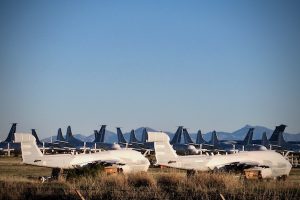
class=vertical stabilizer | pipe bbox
[117,127,127,144]
[269,125,287,146]
[147,132,177,165]
[99,125,107,143]
[170,126,183,145]
[66,126,72,140]
[129,129,140,144]
[261,132,269,147]
[183,128,194,144]
[31,129,43,146]
[14,133,43,164]
[141,128,148,143]
[93,130,100,143]
[56,128,65,141]
[209,131,219,147]
[196,130,206,144]
[243,128,254,145]
[4,123,17,142]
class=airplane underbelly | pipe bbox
[122,164,149,173]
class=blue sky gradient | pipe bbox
[1,1,300,139]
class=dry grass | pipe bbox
[0,157,300,200]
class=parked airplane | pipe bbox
[15,133,150,175]
[170,126,199,155]
[208,130,236,151]
[0,123,21,154]
[117,128,154,152]
[65,125,121,151]
[147,131,292,179]
[268,125,300,152]
[31,129,76,153]
[220,128,267,151]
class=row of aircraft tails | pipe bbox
[1,124,300,155]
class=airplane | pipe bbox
[147,131,292,180]
[183,129,211,153]
[267,125,300,152]
[92,125,121,150]
[170,126,199,155]
[218,128,267,151]
[65,125,121,151]
[0,123,21,154]
[31,129,76,153]
[252,131,269,147]
[117,127,154,152]
[15,133,150,177]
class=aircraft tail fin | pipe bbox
[56,128,65,141]
[141,128,148,143]
[269,124,287,146]
[261,132,269,147]
[196,130,206,144]
[99,125,107,143]
[4,123,17,142]
[147,132,177,165]
[129,129,140,144]
[170,126,183,145]
[243,128,254,145]
[66,126,72,140]
[117,127,127,144]
[31,129,43,146]
[183,128,194,144]
[14,133,43,164]
[93,130,100,143]
[209,131,219,146]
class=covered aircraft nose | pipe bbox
[111,143,121,150]
[187,145,198,154]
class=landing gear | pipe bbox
[51,168,65,181]
[276,175,287,181]
[186,169,196,177]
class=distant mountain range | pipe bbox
[41,125,300,143]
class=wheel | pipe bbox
[187,169,196,178]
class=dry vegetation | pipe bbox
[0,156,300,200]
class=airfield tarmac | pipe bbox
[0,156,300,200]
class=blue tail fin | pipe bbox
[141,128,148,143]
[269,124,286,146]
[31,129,43,146]
[56,128,65,141]
[170,126,183,145]
[117,127,127,144]
[196,130,206,144]
[209,131,219,147]
[93,130,100,142]
[183,128,194,144]
[129,129,140,144]
[66,126,72,140]
[99,125,107,143]
[261,132,269,146]
[4,123,17,142]
[243,128,254,145]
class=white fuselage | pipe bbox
[163,151,291,177]
[147,131,292,179]
[26,149,150,173]
[15,133,150,173]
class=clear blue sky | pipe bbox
[1,0,300,139]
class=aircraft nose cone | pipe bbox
[112,143,121,150]
[187,145,196,150]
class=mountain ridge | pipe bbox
[41,125,300,143]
